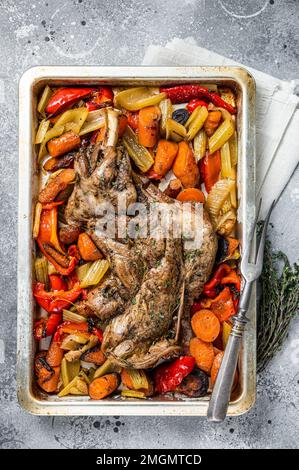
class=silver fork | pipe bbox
[207,199,276,422]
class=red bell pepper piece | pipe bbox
[118,115,128,137]
[34,313,62,340]
[85,87,113,111]
[186,99,209,113]
[160,85,236,114]
[154,356,195,394]
[210,287,235,322]
[53,321,103,343]
[49,274,67,291]
[46,88,95,115]
[221,270,241,292]
[199,150,221,193]
[33,281,82,314]
[127,111,139,131]
[37,205,64,254]
[37,241,80,276]
[203,263,231,298]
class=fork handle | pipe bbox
[207,310,248,422]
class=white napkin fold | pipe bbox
[143,38,299,218]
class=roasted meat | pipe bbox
[65,143,217,362]
[65,143,137,227]
[102,238,184,368]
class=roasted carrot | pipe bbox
[138,105,161,147]
[38,168,75,204]
[78,233,102,261]
[191,309,220,342]
[46,339,64,367]
[153,139,178,177]
[36,362,60,393]
[43,153,75,172]
[189,337,215,374]
[210,351,224,386]
[121,369,134,389]
[95,125,107,143]
[47,131,81,157]
[81,344,106,366]
[35,340,63,393]
[89,373,120,400]
[173,141,200,188]
[176,188,205,203]
[204,111,222,137]
[210,287,235,322]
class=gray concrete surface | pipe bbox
[0,0,298,449]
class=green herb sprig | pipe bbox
[257,238,299,373]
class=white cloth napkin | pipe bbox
[143,38,299,218]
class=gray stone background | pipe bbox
[0,0,298,449]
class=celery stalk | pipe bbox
[229,131,238,166]
[34,256,49,289]
[121,390,146,399]
[193,129,207,162]
[54,107,88,134]
[80,259,109,288]
[35,119,50,144]
[165,118,186,142]
[62,309,87,324]
[220,142,232,178]
[37,85,52,115]
[159,98,173,136]
[123,126,154,172]
[32,202,42,239]
[115,87,166,111]
[208,118,235,154]
[186,106,208,141]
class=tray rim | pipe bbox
[17,65,256,416]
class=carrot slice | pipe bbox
[210,351,239,390]
[153,139,178,177]
[78,233,102,261]
[38,168,75,204]
[46,339,64,367]
[35,345,63,393]
[121,369,134,389]
[176,188,205,203]
[189,337,215,374]
[138,106,161,147]
[37,364,60,393]
[173,141,200,188]
[81,345,106,366]
[204,110,222,137]
[210,351,224,386]
[47,131,81,157]
[191,309,220,342]
[89,373,120,400]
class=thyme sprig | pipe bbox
[257,238,299,373]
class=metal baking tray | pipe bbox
[18,66,256,416]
